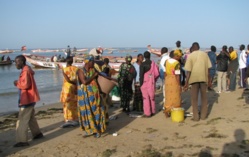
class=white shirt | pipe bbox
[89,48,102,57]
[239,50,247,69]
[160,53,170,72]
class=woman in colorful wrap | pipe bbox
[164,49,182,117]
[118,55,136,112]
[77,56,106,138]
[60,57,79,128]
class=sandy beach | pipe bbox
[0,85,249,157]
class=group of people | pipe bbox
[12,42,248,147]
[0,55,11,62]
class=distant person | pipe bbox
[175,40,185,86]
[89,47,103,57]
[1,55,5,61]
[13,55,43,147]
[118,55,137,113]
[159,47,170,105]
[207,45,217,89]
[133,54,144,112]
[184,42,212,121]
[77,56,106,138]
[163,50,182,118]
[66,45,71,58]
[60,57,79,128]
[228,46,239,91]
[7,56,11,61]
[57,54,61,61]
[53,55,58,62]
[216,45,230,93]
[238,44,247,88]
[140,51,159,117]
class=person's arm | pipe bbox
[62,70,77,85]
[183,71,191,91]
[78,69,98,85]
[15,71,31,89]
[139,64,144,86]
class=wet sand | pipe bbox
[0,86,249,157]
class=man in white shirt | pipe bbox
[238,44,247,88]
[159,47,170,104]
[89,47,103,58]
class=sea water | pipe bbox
[0,48,160,116]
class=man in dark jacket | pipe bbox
[216,45,230,93]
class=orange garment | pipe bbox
[60,66,78,121]
[164,58,181,112]
[16,65,40,106]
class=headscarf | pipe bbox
[174,49,183,57]
[126,54,132,62]
[83,55,94,64]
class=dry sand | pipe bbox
[0,86,249,157]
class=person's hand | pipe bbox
[208,81,212,88]
[13,80,17,86]
[183,83,189,91]
[93,72,98,78]
[244,77,248,83]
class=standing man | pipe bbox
[140,51,159,117]
[228,46,239,91]
[207,45,217,89]
[184,42,212,121]
[238,44,247,88]
[216,45,230,93]
[13,55,43,147]
[159,47,170,105]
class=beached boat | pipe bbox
[0,50,14,54]
[23,54,125,70]
[0,60,12,66]
[31,49,59,53]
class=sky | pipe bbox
[0,0,249,49]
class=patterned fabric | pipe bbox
[164,59,181,112]
[77,68,106,135]
[133,85,143,112]
[117,63,136,110]
[60,66,78,121]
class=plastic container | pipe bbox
[171,108,185,122]
[98,75,117,94]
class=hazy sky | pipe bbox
[0,0,248,49]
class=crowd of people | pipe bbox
[12,41,249,147]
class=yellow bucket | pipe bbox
[171,108,185,122]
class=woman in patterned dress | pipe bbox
[117,55,136,112]
[77,56,106,138]
[60,57,79,128]
[164,50,182,117]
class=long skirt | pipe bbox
[164,75,181,113]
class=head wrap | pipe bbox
[126,54,132,62]
[174,49,183,57]
[84,55,94,64]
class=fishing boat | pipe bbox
[0,60,12,66]
[23,54,127,70]
[31,49,59,53]
[0,49,14,54]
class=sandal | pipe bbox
[94,133,101,138]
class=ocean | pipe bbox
[0,48,160,116]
